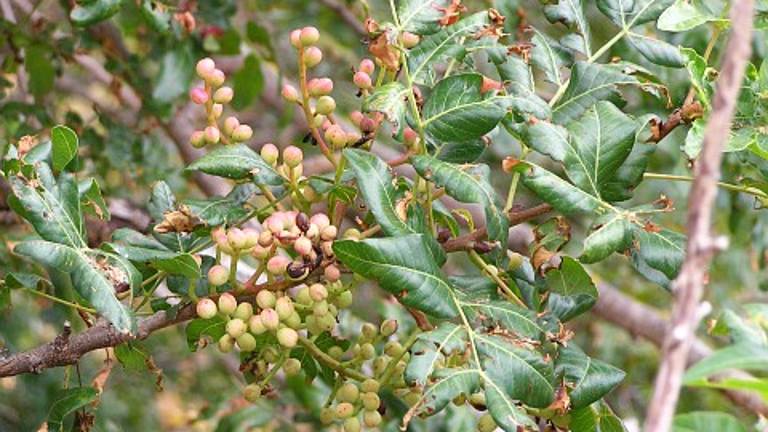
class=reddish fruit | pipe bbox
[350,111,364,127]
[190,87,209,104]
[303,46,323,68]
[359,58,375,75]
[294,236,313,256]
[227,227,248,250]
[267,255,290,275]
[289,29,302,48]
[308,77,333,96]
[324,125,347,148]
[211,103,223,119]
[404,127,419,148]
[324,264,341,282]
[190,130,205,148]
[232,124,253,142]
[401,31,420,48]
[282,83,300,102]
[275,296,295,319]
[309,283,328,302]
[260,143,279,164]
[196,58,216,79]
[283,145,303,168]
[300,26,320,45]
[223,116,240,135]
[204,126,220,144]
[380,319,398,336]
[353,71,372,89]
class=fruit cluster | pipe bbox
[189,57,253,147]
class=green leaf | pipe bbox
[658,0,722,32]
[214,404,272,432]
[484,382,539,431]
[684,344,768,383]
[562,102,637,199]
[406,323,467,386]
[333,235,458,319]
[78,178,110,220]
[570,401,627,432]
[545,257,597,321]
[672,412,746,432]
[406,368,482,420]
[630,227,685,288]
[70,0,123,26]
[597,0,675,29]
[231,54,263,111]
[9,164,84,247]
[422,74,505,142]
[412,156,507,249]
[186,316,227,352]
[407,12,490,85]
[552,62,638,125]
[556,345,625,409]
[47,387,99,431]
[25,44,55,99]
[530,27,572,86]
[460,300,549,340]
[185,197,248,226]
[543,0,592,56]
[51,126,78,172]
[435,140,487,163]
[139,0,171,33]
[517,162,606,215]
[152,253,200,279]
[682,48,712,109]
[580,214,632,263]
[187,144,284,185]
[114,342,150,372]
[397,0,454,35]
[152,45,194,105]
[15,240,137,333]
[627,33,684,67]
[363,82,408,134]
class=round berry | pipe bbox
[260,308,280,330]
[243,383,261,403]
[289,29,302,48]
[233,302,253,321]
[223,116,240,135]
[335,402,355,419]
[232,124,253,142]
[324,264,341,282]
[282,84,300,102]
[315,95,336,115]
[284,311,302,329]
[196,298,218,319]
[227,227,248,250]
[218,334,234,353]
[267,255,290,275]
[226,318,247,338]
[401,31,420,48]
[275,296,295,320]
[190,130,205,148]
[211,103,223,119]
[353,71,372,89]
[300,26,320,45]
[336,290,353,308]
[309,283,328,302]
[283,145,303,168]
[307,77,333,96]
[249,315,267,334]
[213,86,233,104]
[236,333,257,352]
[320,225,338,241]
[251,244,270,260]
[204,126,220,144]
[477,413,496,432]
[256,290,277,309]
[277,327,298,348]
[360,343,376,360]
[319,407,335,425]
[218,292,237,315]
[294,236,313,256]
[361,323,377,341]
[359,58,375,75]
[208,69,225,87]
[344,417,361,432]
[303,46,323,68]
[283,358,302,376]
[196,58,216,79]
[361,379,380,393]
[324,125,347,148]
[380,319,398,337]
[363,410,382,427]
[337,382,359,403]
[260,143,279,165]
[190,87,209,104]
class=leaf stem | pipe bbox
[467,251,525,307]
[22,287,97,314]
[503,146,530,212]
[298,336,367,381]
[643,172,768,199]
[379,330,420,386]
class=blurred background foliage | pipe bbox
[1,0,768,430]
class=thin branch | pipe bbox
[318,0,366,36]
[645,3,755,431]
[593,283,768,417]
[442,203,552,252]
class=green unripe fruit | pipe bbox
[309,283,328,301]
[283,358,302,376]
[296,286,312,305]
[233,302,253,321]
[196,298,218,319]
[303,46,323,68]
[337,382,360,403]
[249,315,267,335]
[275,297,295,320]
[236,333,257,352]
[343,417,361,432]
[335,402,355,419]
[328,304,338,317]
[263,346,280,363]
[260,143,279,165]
[260,308,280,330]
[299,26,320,45]
[363,410,382,427]
[313,300,329,316]
[361,379,380,393]
[218,334,234,353]
[319,407,335,425]
[305,315,322,335]
[328,346,344,360]
[360,343,376,360]
[226,318,247,338]
[317,313,336,332]
[231,124,253,142]
[507,250,524,271]
[277,327,299,348]
[336,290,353,308]
[477,413,496,432]
[315,96,336,115]
[380,319,398,336]
[360,323,377,341]
[217,293,237,316]
[243,384,261,403]
[373,357,389,375]
[384,341,404,357]
[208,265,229,287]
[343,228,362,240]
[469,392,486,408]
[284,311,302,329]
[453,394,466,406]
[256,290,276,309]
[361,392,380,411]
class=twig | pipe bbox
[645,3,755,431]
[442,203,552,252]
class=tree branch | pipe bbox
[593,283,768,417]
[442,203,552,252]
[645,3,755,431]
